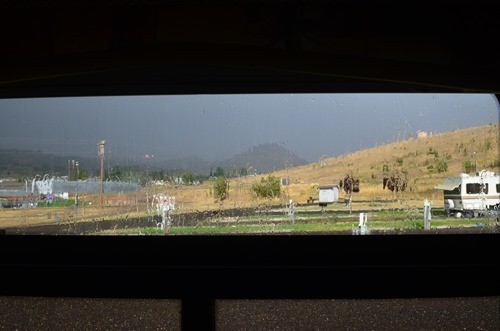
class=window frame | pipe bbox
[1,2,499,330]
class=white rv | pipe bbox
[434,170,500,218]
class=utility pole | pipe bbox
[75,161,79,215]
[473,151,477,174]
[76,161,79,181]
[68,159,71,197]
[98,140,106,208]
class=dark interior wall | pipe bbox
[1,1,499,97]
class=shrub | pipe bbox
[436,159,448,173]
[463,160,474,173]
[214,176,229,201]
[484,139,492,151]
[252,175,281,199]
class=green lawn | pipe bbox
[94,211,492,235]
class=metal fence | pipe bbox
[49,179,139,194]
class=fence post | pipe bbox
[424,199,431,230]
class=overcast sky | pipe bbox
[0,94,498,164]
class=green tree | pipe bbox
[214,176,229,201]
[463,160,474,173]
[214,167,225,178]
[150,170,164,181]
[239,168,248,176]
[110,165,123,181]
[251,175,281,199]
[436,159,448,173]
[78,167,89,180]
[183,172,195,184]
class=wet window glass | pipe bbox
[0,93,499,235]
[466,183,488,194]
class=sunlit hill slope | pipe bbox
[166,124,499,211]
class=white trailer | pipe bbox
[318,185,339,207]
[434,170,500,218]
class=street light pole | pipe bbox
[98,140,106,208]
[68,159,70,198]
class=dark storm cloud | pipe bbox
[0,94,498,163]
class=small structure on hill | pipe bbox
[318,185,339,207]
[417,130,428,139]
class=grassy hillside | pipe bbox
[161,124,499,212]
[275,123,500,205]
[1,124,498,230]
[5,124,496,214]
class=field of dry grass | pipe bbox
[1,124,498,229]
[114,123,499,217]
[179,123,500,211]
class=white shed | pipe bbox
[318,185,339,206]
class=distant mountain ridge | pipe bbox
[0,143,307,177]
[213,143,308,174]
[0,149,97,178]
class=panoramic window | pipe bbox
[0,94,499,235]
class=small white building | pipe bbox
[318,185,339,206]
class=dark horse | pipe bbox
[383,176,407,192]
[339,175,360,194]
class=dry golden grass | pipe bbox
[1,124,498,229]
[179,124,499,211]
